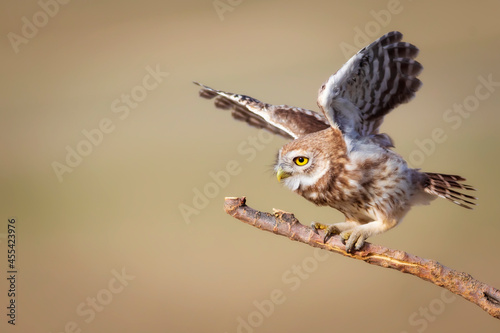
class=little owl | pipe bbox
[195,31,476,252]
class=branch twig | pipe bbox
[224,196,500,320]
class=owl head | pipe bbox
[275,134,331,192]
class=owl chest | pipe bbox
[345,165,414,216]
[296,174,362,210]
[299,158,413,217]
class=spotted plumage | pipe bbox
[195,31,476,252]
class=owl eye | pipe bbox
[293,156,309,166]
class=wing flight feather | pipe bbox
[195,82,329,139]
[317,31,423,142]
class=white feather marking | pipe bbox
[372,57,379,77]
[219,92,299,139]
[282,160,330,192]
[307,192,319,200]
[318,51,361,112]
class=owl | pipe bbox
[195,31,476,252]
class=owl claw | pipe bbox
[341,230,366,253]
[310,222,323,234]
[323,225,341,242]
[310,222,340,243]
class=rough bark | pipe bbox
[224,196,500,320]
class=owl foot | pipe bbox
[311,222,340,243]
[340,230,367,253]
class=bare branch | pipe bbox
[224,196,500,320]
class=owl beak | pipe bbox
[276,167,291,182]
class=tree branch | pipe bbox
[224,196,500,320]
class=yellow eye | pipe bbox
[293,156,309,166]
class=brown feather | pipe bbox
[423,173,477,209]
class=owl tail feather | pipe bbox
[423,172,477,209]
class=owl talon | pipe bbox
[341,230,366,253]
[323,225,341,243]
[310,222,340,242]
[311,222,326,231]
[340,231,351,241]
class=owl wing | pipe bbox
[317,31,423,142]
[195,82,329,139]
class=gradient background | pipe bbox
[2,1,500,332]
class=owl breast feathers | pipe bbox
[195,31,476,252]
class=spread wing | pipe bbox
[317,31,423,142]
[195,82,329,139]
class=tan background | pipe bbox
[1,0,500,332]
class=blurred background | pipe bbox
[1,0,500,332]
